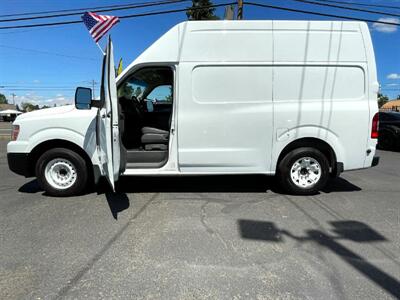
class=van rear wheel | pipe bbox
[35,148,88,197]
[277,147,329,195]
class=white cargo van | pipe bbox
[7,20,380,196]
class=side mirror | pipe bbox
[75,87,92,110]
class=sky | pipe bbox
[0,0,399,107]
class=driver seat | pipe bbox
[141,126,169,141]
[142,127,169,135]
[141,113,171,150]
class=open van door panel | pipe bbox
[97,37,121,190]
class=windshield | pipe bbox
[118,77,147,100]
[117,67,172,101]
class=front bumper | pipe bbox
[7,153,32,177]
[372,156,380,167]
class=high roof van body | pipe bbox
[7,21,380,196]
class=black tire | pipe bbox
[378,130,395,150]
[277,147,329,195]
[35,148,89,197]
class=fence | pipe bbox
[380,106,400,112]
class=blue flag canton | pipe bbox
[82,13,97,30]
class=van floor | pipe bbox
[125,149,168,169]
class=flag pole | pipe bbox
[96,42,105,55]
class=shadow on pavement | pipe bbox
[238,219,400,298]
[18,179,42,193]
[112,175,361,194]
[322,177,362,193]
[105,192,130,220]
[18,175,362,220]
[18,175,362,196]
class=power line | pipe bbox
[1,1,399,31]
[0,44,98,61]
[1,85,85,88]
[0,3,234,30]
[119,3,233,19]
[313,0,400,11]
[0,0,189,23]
[0,29,41,35]
[0,88,78,91]
[291,0,400,18]
[245,2,400,26]
[0,80,96,84]
[0,0,187,18]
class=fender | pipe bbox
[271,125,345,172]
[27,127,100,167]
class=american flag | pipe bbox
[81,12,119,43]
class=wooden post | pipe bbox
[237,0,243,20]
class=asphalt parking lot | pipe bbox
[0,122,12,139]
[0,140,399,299]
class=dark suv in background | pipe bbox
[378,111,400,150]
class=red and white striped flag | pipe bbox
[81,12,119,43]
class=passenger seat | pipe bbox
[141,126,169,150]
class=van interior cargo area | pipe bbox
[118,67,173,168]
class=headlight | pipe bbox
[11,125,20,141]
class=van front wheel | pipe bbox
[35,148,89,197]
[277,147,329,195]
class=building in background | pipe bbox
[0,104,21,122]
[381,99,400,112]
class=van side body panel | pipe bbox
[177,21,274,173]
[174,20,376,174]
[271,21,372,172]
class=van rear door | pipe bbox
[97,37,121,190]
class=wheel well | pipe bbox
[27,139,93,178]
[277,138,337,172]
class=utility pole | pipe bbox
[224,5,234,20]
[90,80,98,99]
[237,0,243,20]
[10,93,16,105]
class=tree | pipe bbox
[186,0,219,20]
[397,95,400,100]
[164,86,173,103]
[0,93,8,104]
[21,102,39,112]
[377,93,389,108]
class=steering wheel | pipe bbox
[131,95,147,113]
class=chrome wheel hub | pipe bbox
[290,157,321,188]
[44,158,77,190]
